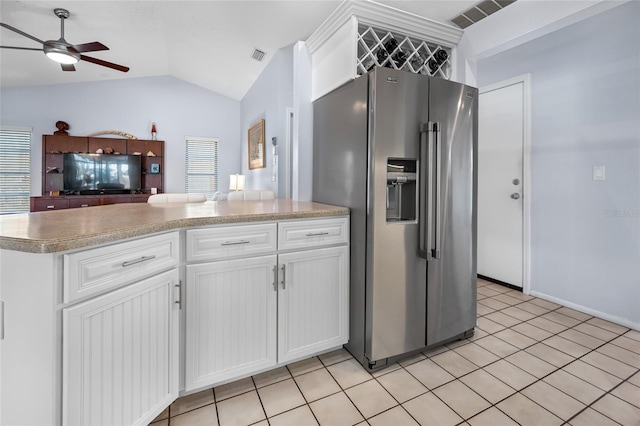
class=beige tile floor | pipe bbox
[151,279,640,425]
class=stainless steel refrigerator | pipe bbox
[312,67,477,370]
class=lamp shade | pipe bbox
[229,174,245,191]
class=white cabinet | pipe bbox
[304,1,463,100]
[187,223,277,262]
[185,256,278,391]
[0,214,348,425]
[278,246,349,363]
[278,217,349,251]
[63,266,179,425]
[64,232,179,303]
[184,217,349,392]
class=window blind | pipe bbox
[185,137,218,197]
[0,128,31,214]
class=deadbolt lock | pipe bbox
[512,178,520,185]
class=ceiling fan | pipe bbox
[0,8,129,72]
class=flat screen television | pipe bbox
[63,153,141,195]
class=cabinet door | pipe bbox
[278,246,349,363]
[185,255,277,392]
[63,269,179,426]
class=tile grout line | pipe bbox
[283,362,323,426]
[562,367,639,425]
[475,285,637,426]
[423,284,631,425]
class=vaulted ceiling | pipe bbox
[0,1,478,100]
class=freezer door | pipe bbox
[366,68,429,364]
[426,78,478,346]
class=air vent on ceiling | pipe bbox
[252,49,266,62]
[451,0,516,29]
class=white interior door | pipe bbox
[478,80,526,288]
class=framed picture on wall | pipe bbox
[248,119,265,170]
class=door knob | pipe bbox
[510,193,520,200]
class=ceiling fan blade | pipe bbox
[0,23,44,45]
[80,54,129,73]
[0,45,43,51]
[61,63,75,72]
[73,41,108,53]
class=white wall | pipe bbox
[455,0,625,85]
[240,46,294,196]
[0,75,241,195]
[292,42,314,202]
[474,2,640,328]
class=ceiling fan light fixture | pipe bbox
[44,40,80,64]
[45,51,78,64]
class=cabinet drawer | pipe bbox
[102,196,132,204]
[68,197,100,208]
[187,223,277,262]
[63,232,179,303]
[278,217,349,251]
[33,198,68,211]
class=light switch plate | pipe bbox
[593,165,606,181]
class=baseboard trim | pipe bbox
[529,290,640,331]
[477,275,522,292]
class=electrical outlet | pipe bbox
[593,165,606,181]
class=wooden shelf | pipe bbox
[38,134,164,211]
[31,194,151,212]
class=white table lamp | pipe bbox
[229,174,245,191]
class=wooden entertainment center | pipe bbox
[30,134,164,212]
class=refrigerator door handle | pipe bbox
[434,122,442,259]
[419,122,434,261]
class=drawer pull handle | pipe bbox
[306,232,329,237]
[47,205,55,209]
[122,255,156,267]
[221,240,250,246]
[81,204,89,207]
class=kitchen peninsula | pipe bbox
[0,200,349,425]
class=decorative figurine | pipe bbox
[54,120,69,135]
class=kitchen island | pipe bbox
[0,200,349,425]
[0,199,348,253]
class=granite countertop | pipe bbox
[0,200,349,254]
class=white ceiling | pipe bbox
[0,1,477,100]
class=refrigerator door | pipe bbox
[426,78,478,346]
[366,68,429,364]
